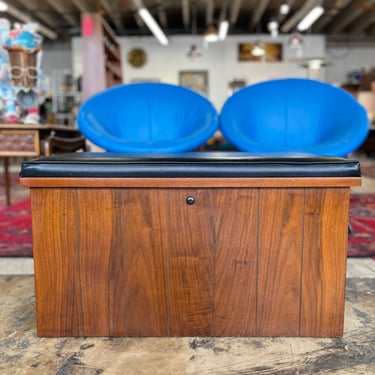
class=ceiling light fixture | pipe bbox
[288,31,303,48]
[218,20,229,40]
[280,3,290,15]
[138,7,169,45]
[0,1,8,12]
[300,58,330,70]
[204,25,219,43]
[267,20,279,37]
[297,5,324,31]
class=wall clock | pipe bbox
[127,48,147,68]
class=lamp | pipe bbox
[204,25,219,43]
[300,58,330,80]
[288,31,303,48]
[300,58,329,70]
[297,5,324,31]
[138,7,169,45]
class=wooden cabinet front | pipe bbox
[30,185,350,337]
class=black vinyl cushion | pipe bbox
[19,152,361,178]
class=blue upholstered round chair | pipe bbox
[77,82,219,152]
[220,78,369,156]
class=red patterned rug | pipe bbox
[349,194,375,258]
[0,191,375,258]
[0,169,32,257]
[0,198,32,257]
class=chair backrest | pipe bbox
[77,82,219,152]
[220,78,369,156]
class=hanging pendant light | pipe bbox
[203,25,219,43]
[288,31,303,48]
[280,3,290,15]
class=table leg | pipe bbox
[3,157,10,206]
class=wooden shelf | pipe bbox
[82,12,123,101]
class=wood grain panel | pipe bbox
[123,189,169,336]
[301,188,350,336]
[169,189,213,336]
[257,188,304,336]
[77,188,125,336]
[214,189,258,336]
[31,188,81,336]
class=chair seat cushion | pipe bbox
[20,152,360,178]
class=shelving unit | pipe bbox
[51,69,81,126]
[81,12,123,101]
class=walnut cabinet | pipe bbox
[20,154,360,337]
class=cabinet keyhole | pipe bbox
[186,196,196,205]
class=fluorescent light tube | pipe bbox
[138,7,169,45]
[219,20,229,40]
[297,6,324,31]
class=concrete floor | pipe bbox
[1,276,374,374]
[1,157,375,374]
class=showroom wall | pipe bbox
[325,45,375,85]
[71,34,325,110]
[41,34,375,110]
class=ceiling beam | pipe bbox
[365,21,375,35]
[206,0,214,26]
[45,0,77,26]
[10,0,58,29]
[99,0,112,13]
[312,0,352,32]
[156,0,168,29]
[181,0,190,29]
[276,0,296,23]
[326,0,375,33]
[250,0,271,30]
[281,0,321,33]
[71,0,96,13]
[99,0,125,34]
[3,3,57,39]
[347,11,375,34]
[134,13,146,30]
[219,0,230,22]
[229,0,242,25]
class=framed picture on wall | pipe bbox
[238,42,283,62]
[179,70,208,96]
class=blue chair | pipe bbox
[77,82,219,152]
[220,78,369,156]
